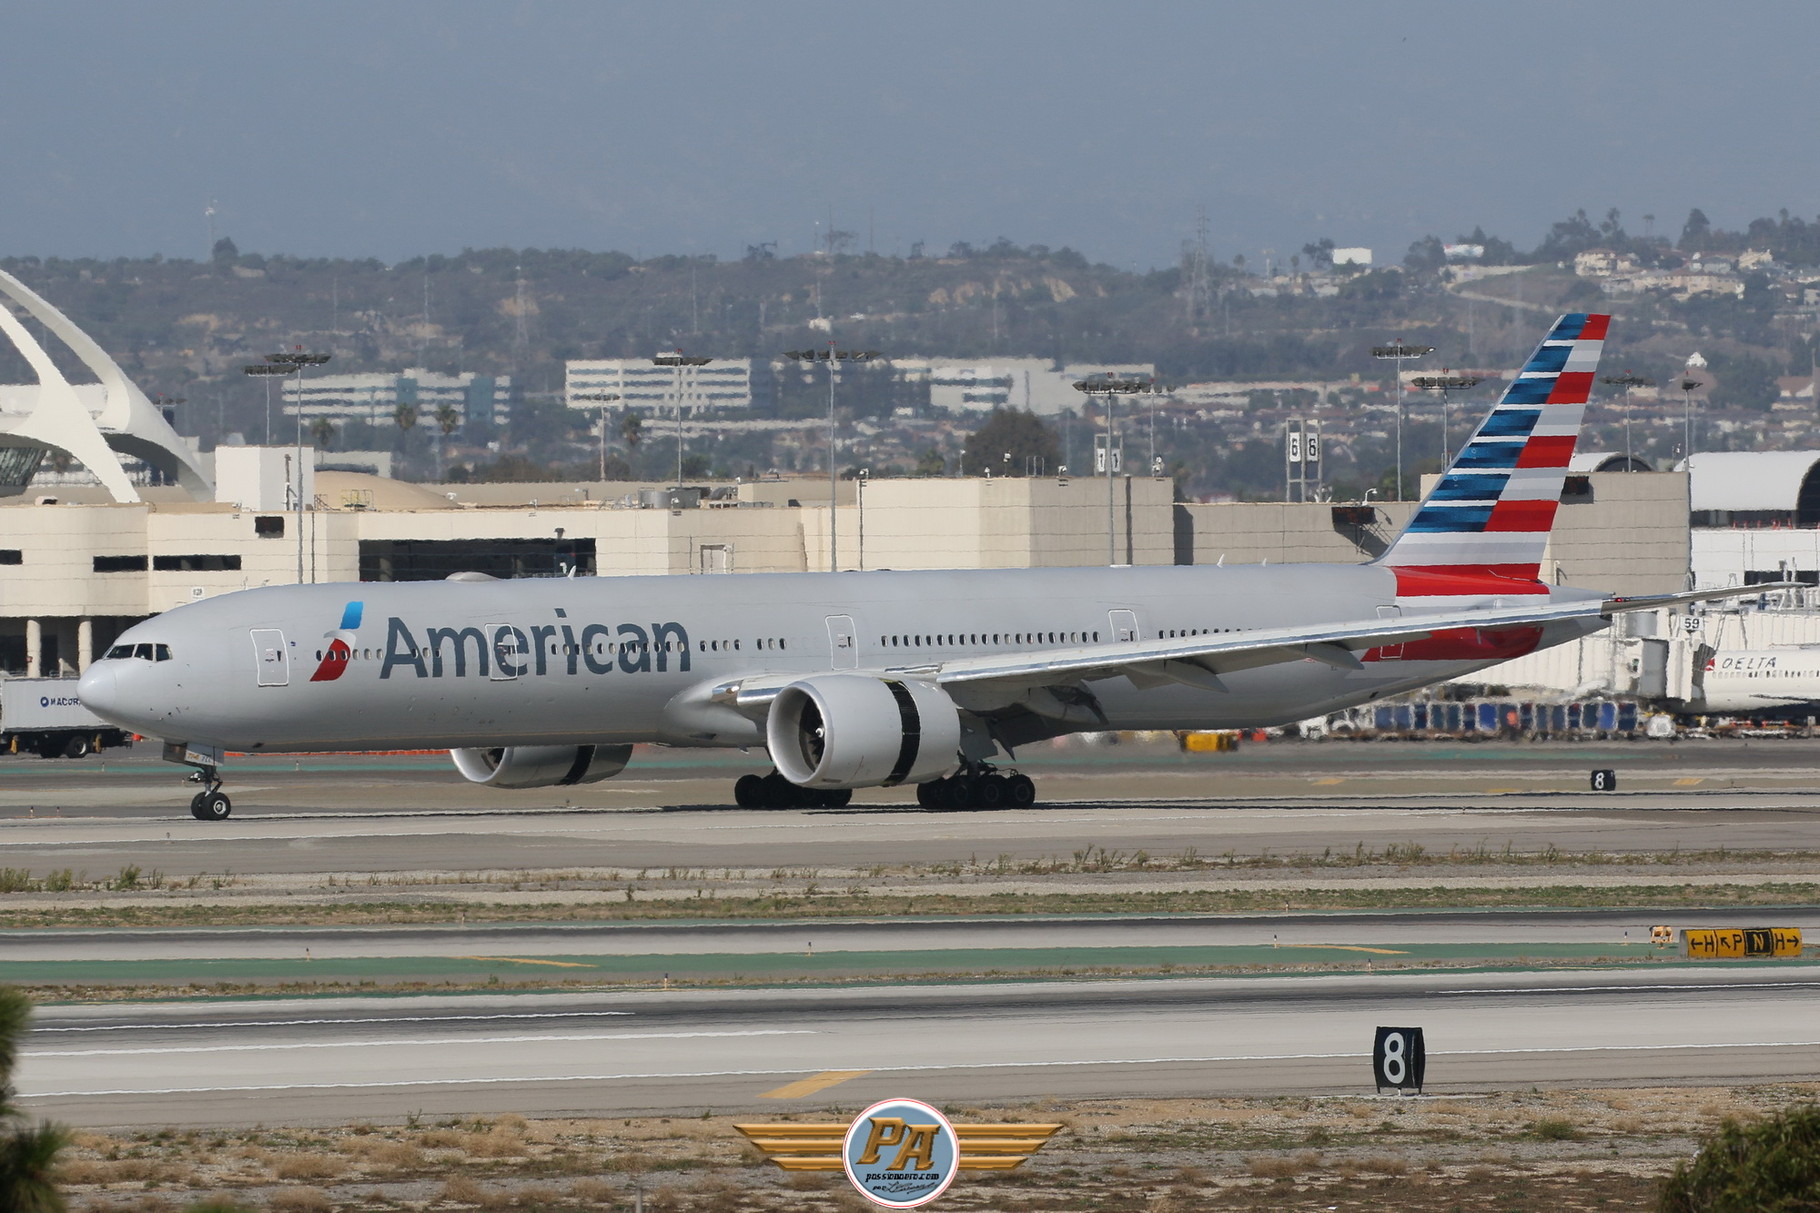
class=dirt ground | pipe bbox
[51,1083,1818,1212]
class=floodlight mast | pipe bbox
[261,350,331,583]
[572,391,621,482]
[242,363,290,445]
[1071,374,1154,566]
[651,352,713,489]
[1410,373,1482,466]
[784,345,880,572]
[1600,372,1654,470]
[1371,340,1434,500]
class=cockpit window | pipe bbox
[106,643,171,662]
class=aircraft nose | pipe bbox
[77,664,121,722]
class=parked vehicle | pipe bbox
[1,678,134,758]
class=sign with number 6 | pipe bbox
[1373,1026,1426,1092]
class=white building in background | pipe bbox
[565,358,754,415]
[892,358,1156,415]
[0,267,213,503]
[1331,247,1373,267]
[281,370,512,429]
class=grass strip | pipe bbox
[2,880,1818,929]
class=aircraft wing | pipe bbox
[711,584,1794,714]
[715,596,1610,711]
[1601,582,1801,614]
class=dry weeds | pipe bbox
[48,1085,1820,1211]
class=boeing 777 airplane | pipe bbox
[80,314,1759,819]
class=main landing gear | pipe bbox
[916,763,1037,811]
[184,766,231,820]
[733,771,853,809]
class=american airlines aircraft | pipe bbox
[79,313,1758,820]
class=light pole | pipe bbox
[1371,340,1434,500]
[1680,375,1702,461]
[1410,373,1482,467]
[263,350,331,583]
[1071,374,1152,566]
[1600,373,1654,469]
[785,345,880,572]
[857,467,869,571]
[651,351,712,487]
[243,363,290,445]
[572,392,621,482]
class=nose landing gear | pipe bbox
[916,763,1036,811]
[185,768,232,820]
[164,742,232,820]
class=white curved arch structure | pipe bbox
[0,266,212,502]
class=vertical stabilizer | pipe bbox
[1378,312,1608,584]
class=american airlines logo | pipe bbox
[378,614,692,679]
[309,601,364,682]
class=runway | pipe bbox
[6,741,1820,879]
[17,966,1820,1129]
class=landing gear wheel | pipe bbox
[734,773,765,807]
[759,772,797,809]
[916,780,943,809]
[192,791,232,821]
[975,774,1009,809]
[940,777,975,811]
[1006,773,1037,808]
[814,788,853,808]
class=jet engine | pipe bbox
[450,744,633,789]
[765,675,960,789]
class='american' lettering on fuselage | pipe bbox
[378,616,691,679]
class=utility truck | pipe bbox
[1,678,134,758]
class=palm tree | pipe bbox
[1,986,70,1212]
[392,402,418,476]
[433,404,461,479]
[308,416,335,451]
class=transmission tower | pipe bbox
[512,265,530,367]
[1182,208,1212,327]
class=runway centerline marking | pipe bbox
[760,1070,873,1099]
[29,1029,812,1059]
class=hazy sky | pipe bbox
[4,1,1816,270]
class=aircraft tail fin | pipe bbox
[1377,312,1608,588]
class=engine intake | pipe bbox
[450,744,633,789]
[766,675,959,790]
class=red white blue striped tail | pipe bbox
[1378,312,1608,591]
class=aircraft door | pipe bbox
[825,615,858,670]
[1375,605,1404,660]
[251,629,290,686]
[1108,609,1140,643]
[488,623,526,681]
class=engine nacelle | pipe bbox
[450,743,633,789]
[766,675,960,789]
